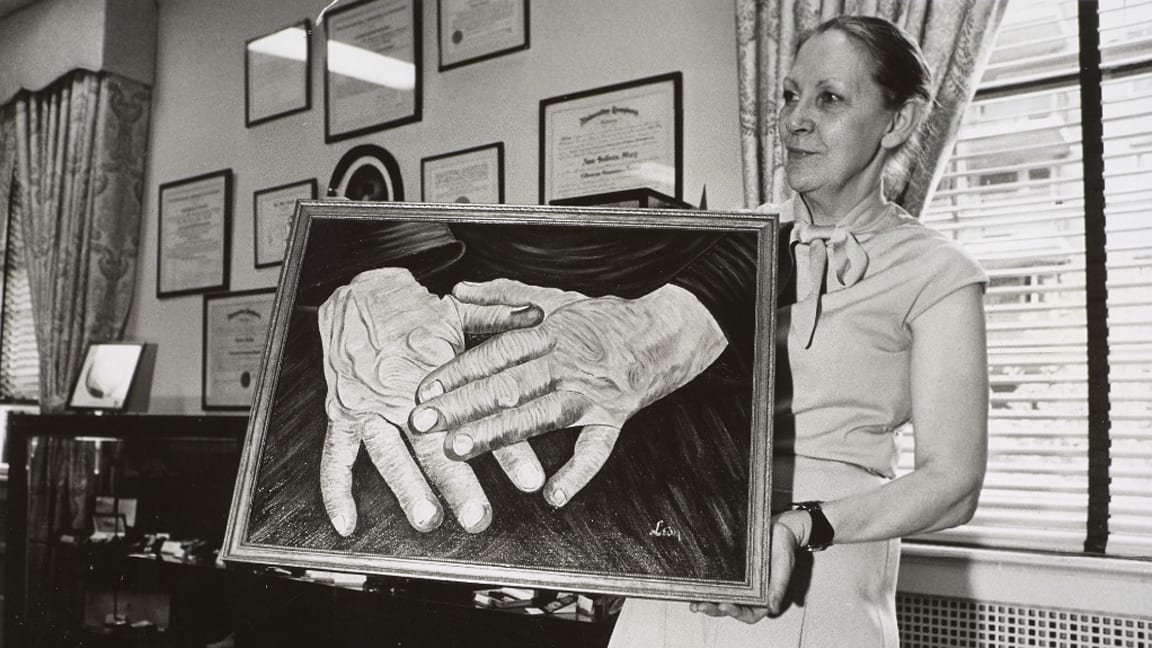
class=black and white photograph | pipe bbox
[3,0,1150,646]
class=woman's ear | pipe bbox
[881,100,924,150]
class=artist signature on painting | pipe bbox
[648,519,681,541]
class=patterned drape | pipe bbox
[7,70,151,643]
[736,0,1008,213]
[11,69,151,411]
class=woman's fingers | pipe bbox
[543,425,619,507]
[359,418,445,533]
[689,602,770,625]
[767,519,800,614]
[319,421,363,537]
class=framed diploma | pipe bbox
[324,0,422,142]
[437,0,529,71]
[254,179,317,268]
[539,72,682,205]
[202,288,277,410]
[245,20,312,127]
[157,169,232,298]
[421,142,504,204]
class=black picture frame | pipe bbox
[539,72,683,205]
[436,0,529,71]
[222,200,778,605]
[245,19,312,127]
[66,342,147,412]
[254,179,318,268]
[202,288,278,411]
[324,0,422,143]
[157,169,232,298]
[421,142,504,204]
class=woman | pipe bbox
[604,15,989,647]
[400,13,987,646]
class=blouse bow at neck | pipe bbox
[788,199,902,349]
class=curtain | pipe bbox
[12,69,150,412]
[736,0,1008,213]
[7,69,151,644]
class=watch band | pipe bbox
[791,500,835,551]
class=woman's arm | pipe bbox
[781,282,989,546]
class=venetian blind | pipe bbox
[1097,0,1152,557]
[1,172,41,402]
[897,0,1136,553]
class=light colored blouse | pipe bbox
[767,197,988,478]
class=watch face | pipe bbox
[328,144,404,202]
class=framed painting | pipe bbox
[66,342,147,411]
[222,201,778,604]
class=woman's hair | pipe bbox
[799,15,933,109]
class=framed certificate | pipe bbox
[254,179,317,268]
[324,0,422,142]
[202,288,277,410]
[245,20,312,127]
[539,72,682,205]
[157,169,232,298]
[421,143,504,204]
[437,0,529,71]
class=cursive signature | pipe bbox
[648,519,682,541]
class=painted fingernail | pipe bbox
[332,513,353,537]
[450,433,474,456]
[515,464,544,491]
[412,408,439,432]
[459,502,489,531]
[546,486,568,508]
[411,500,440,531]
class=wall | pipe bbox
[126,0,743,414]
[0,0,156,103]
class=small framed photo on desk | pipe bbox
[67,342,147,411]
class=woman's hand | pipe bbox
[409,281,728,507]
[690,510,810,623]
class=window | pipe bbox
[0,145,40,403]
[898,0,1152,557]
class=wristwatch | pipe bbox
[791,501,835,551]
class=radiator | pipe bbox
[897,593,1152,647]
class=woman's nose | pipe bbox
[783,100,813,134]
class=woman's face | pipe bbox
[779,29,897,203]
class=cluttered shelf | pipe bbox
[3,413,619,648]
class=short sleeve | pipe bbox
[905,238,988,325]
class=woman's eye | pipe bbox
[819,92,842,104]
[782,90,797,103]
